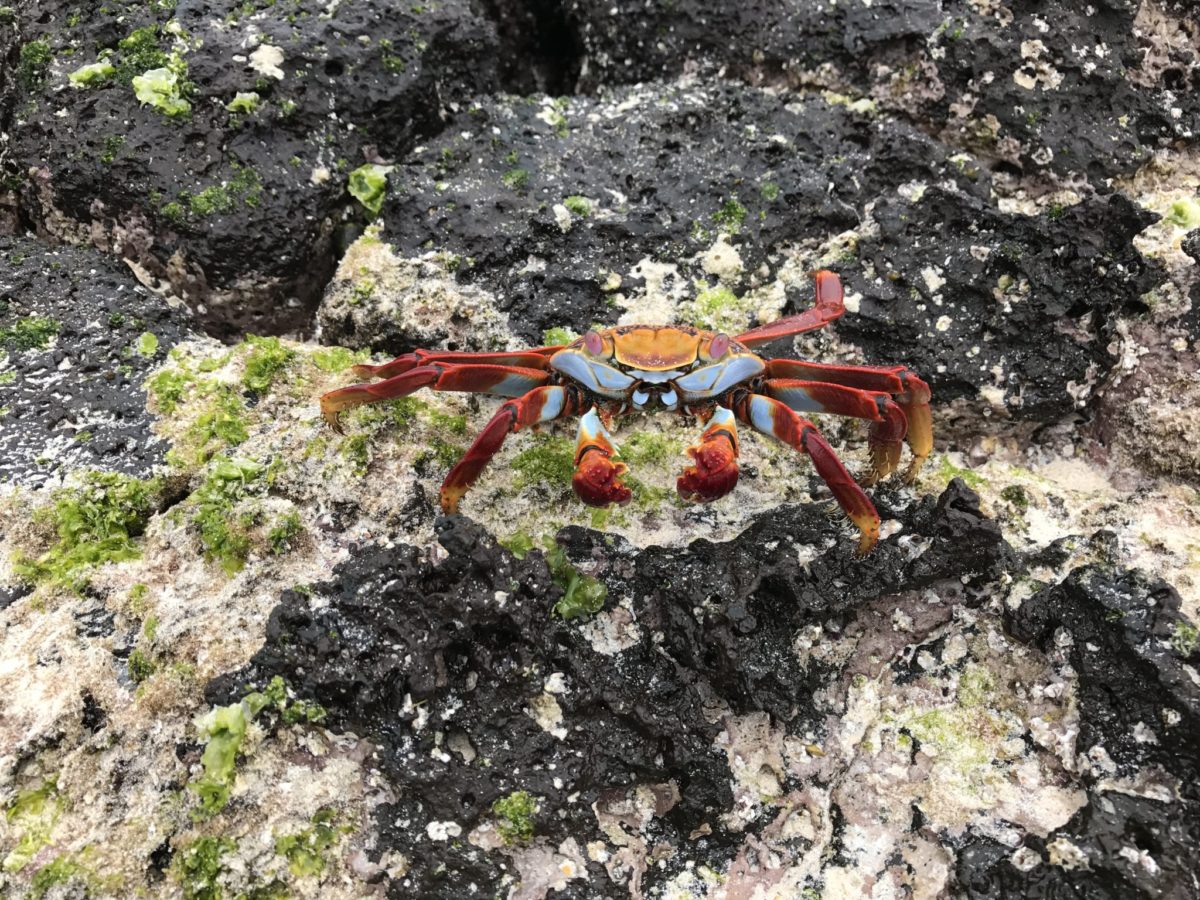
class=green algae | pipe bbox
[268,512,303,555]
[492,791,537,845]
[348,164,392,215]
[174,835,235,900]
[3,780,63,873]
[242,335,296,394]
[563,195,591,217]
[512,436,574,490]
[275,808,345,877]
[13,471,162,591]
[0,315,59,351]
[190,456,263,575]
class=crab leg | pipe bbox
[441,386,576,513]
[348,347,564,381]
[763,360,932,482]
[735,393,880,555]
[677,407,740,502]
[573,408,633,506]
[734,270,845,349]
[761,379,908,485]
[320,363,551,432]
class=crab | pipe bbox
[320,270,931,554]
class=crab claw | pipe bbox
[573,408,632,506]
[677,407,740,503]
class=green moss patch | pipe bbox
[3,780,63,873]
[491,791,538,845]
[0,315,59,351]
[13,471,163,591]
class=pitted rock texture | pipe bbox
[564,0,1199,181]
[959,559,1200,898]
[0,236,193,485]
[1,0,503,335]
[210,481,1027,897]
[348,80,1161,425]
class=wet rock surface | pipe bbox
[1,0,1199,898]
[212,481,1021,897]
[1,0,504,334]
[0,235,193,485]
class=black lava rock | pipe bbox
[209,479,1013,897]
[958,561,1200,898]
[1,0,505,335]
[564,0,1199,181]
[0,235,193,485]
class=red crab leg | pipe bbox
[677,406,740,502]
[734,270,845,349]
[735,393,881,555]
[441,386,576,513]
[761,379,908,485]
[320,364,551,432]
[763,360,932,482]
[573,408,632,506]
[349,347,564,381]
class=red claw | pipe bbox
[677,410,740,503]
[573,448,633,506]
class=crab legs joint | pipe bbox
[677,407,740,502]
[440,386,575,513]
[573,408,633,506]
[319,269,932,554]
[737,393,881,555]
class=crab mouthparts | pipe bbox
[631,386,679,410]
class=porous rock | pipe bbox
[0,235,193,486]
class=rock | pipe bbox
[565,0,1199,182]
[1,0,504,335]
[209,480,1016,897]
[961,561,1200,898]
[368,80,1159,426]
[315,228,514,355]
[0,235,193,486]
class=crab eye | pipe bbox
[584,330,603,355]
[710,333,730,357]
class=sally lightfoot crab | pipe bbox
[320,270,932,554]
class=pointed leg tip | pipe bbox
[855,530,880,556]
